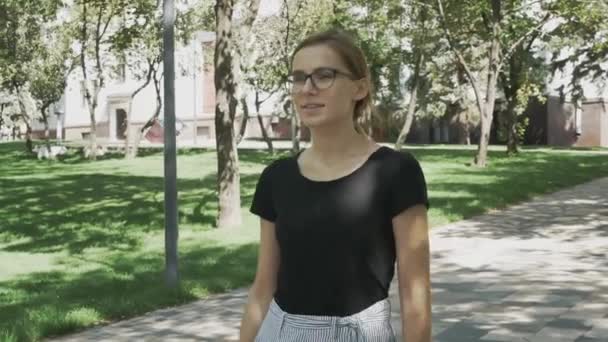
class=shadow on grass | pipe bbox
[424,150,607,226]
[2,143,606,253]
[0,242,258,342]
[2,142,608,341]
[0,172,261,254]
[236,148,291,166]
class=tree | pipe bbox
[331,0,447,145]
[240,8,298,153]
[435,0,552,166]
[393,3,439,149]
[110,0,162,158]
[230,0,264,146]
[29,22,76,155]
[214,0,260,229]
[499,33,546,155]
[333,0,399,137]
[75,0,128,160]
[244,0,337,152]
[0,0,65,153]
[550,0,608,100]
[0,93,19,140]
[109,0,210,159]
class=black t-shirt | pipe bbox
[249,146,429,317]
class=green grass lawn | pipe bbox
[1,141,607,341]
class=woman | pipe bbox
[239,29,431,342]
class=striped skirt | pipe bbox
[255,298,396,342]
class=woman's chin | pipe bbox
[299,113,327,127]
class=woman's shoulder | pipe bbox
[259,153,297,178]
[374,145,422,168]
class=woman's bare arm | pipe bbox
[393,204,432,342]
[239,218,280,342]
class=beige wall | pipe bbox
[547,97,577,146]
[547,96,608,148]
[65,126,91,140]
[603,102,608,147]
[575,101,602,147]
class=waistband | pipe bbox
[268,298,392,329]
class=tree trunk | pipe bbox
[18,112,33,153]
[124,76,150,159]
[257,113,274,154]
[475,24,501,167]
[0,104,5,130]
[232,0,261,145]
[14,84,33,153]
[134,90,162,157]
[460,109,471,145]
[291,114,300,154]
[131,66,163,158]
[25,122,33,154]
[87,99,98,161]
[255,91,274,154]
[395,53,423,150]
[214,0,242,229]
[505,101,519,155]
[79,1,98,161]
[125,98,134,158]
[236,96,248,145]
[19,113,33,154]
[40,108,52,157]
[437,0,500,167]
[503,50,524,156]
[124,94,142,158]
[285,99,299,154]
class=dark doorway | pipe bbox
[116,109,127,140]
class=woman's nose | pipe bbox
[301,77,317,93]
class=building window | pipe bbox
[197,126,210,139]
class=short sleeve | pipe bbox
[250,163,277,222]
[388,152,430,218]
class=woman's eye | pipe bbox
[291,74,307,82]
[316,71,334,79]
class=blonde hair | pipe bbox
[291,28,375,135]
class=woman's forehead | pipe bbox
[292,45,345,71]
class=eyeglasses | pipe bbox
[287,67,356,93]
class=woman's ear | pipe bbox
[353,78,369,101]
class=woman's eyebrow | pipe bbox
[290,66,336,73]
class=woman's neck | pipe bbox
[308,121,371,164]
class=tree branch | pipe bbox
[501,13,551,69]
[79,0,96,112]
[132,58,154,98]
[94,1,104,89]
[80,0,88,82]
[282,0,291,72]
[405,0,435,10]
[240,0,261,30]
[436,0,484,115]
[99,0,116,40]
[504,0,544,17]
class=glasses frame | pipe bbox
[287,67,357,93]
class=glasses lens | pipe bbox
[312,69,335,89]
[289,72,307,92]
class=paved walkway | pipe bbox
[50,178,608,342]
